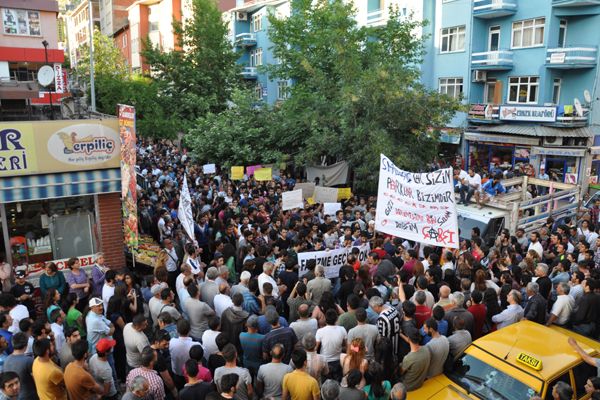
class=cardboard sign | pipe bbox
[294,182,316,199]
[231,166,244,180]
[246,165,263,176]
[324,202,342,217]
[313,186,339,204]
[337,187,353,201]
[282,189,304,211]
[254,168,272,181]
[203,164,216,174]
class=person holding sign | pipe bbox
[474,176,506,209]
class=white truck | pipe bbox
[456,176,581,244]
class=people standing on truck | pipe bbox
[452,167,469,195]
[474,176,506,209]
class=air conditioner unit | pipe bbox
[472,70,487,83]
[543,136,563,146]
[237,12,248,21]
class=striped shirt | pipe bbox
[377,306,401,356]
[126,367,165,400]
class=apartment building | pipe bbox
[65,0,100,67]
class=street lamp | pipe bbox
[41,39,55,120]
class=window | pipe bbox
[252,13,262,32]
[149,20,159,32]
[508,76,539,104]
[512,18,545,48]
[2,8,41,36]
[255,84,263,100]
[558,19,567,48]
[552,78,561,104]
[489,26,500,52]
[439,78,463,99]
[485,79,497,104]
[250,48,263,67]
[122,34,127,48]
[441,26,466,53]
[277,81,289,100]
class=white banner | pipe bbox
[375,154,459,249]
[298,244,370,279]
[313,186,338,203]
[282,189,304,211]
[324,202,342,217]
[178,174,195,243]
[203,163,216,174]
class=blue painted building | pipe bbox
[424,0,600,191]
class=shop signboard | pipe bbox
[118,105,138,250]
[25,254,95,287]
[499,106,557,122]
[468,104,495,120]
[0,119,120,177]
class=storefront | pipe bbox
[0,119,125,284]
[464,131,539,174]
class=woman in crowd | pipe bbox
[39,262,66,298]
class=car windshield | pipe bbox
[447,354,538,400]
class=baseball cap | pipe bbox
[96,338,117,353]
[88,297,103,308]
[151,282,168,295]
[15,270,26,278]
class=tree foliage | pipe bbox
[143,0,241,135]
[187,89,284,166]
[266,0,461,190]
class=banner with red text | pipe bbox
[375,154,458,249]
[118,104,138,249]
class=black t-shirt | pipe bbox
[154,349,169,373]
[206,393,230,400]
[278,270,298,297]
[208,354,225,377]
[180,381,214,400]
[10,282,35,311]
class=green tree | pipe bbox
[187,89,284,165]
[267,0,461,190]
[143,0,241,136]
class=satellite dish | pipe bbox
[37,65,54,87]
[574,98,583,117]
[584,90,592,103]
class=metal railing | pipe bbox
[546,46,598,66]
[235,32,257,46]
[241,66,258,78]
[471,50,514,68]
[473,0,518,13]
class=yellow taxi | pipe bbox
[407,320,600,399]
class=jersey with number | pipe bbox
[377,306,401,355]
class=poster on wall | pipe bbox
[375,154,459,249]
[118,104,138,250]
[2,8,41,36]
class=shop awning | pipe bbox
[530,147,587,157]
[0,168,120,203]
[464,131,540,146]
[472,124,596,137]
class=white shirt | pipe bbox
[213,294,234,318]
[176,273,188,293]
[258,273,279,299]
[315,325,347,362]
[9,304,29,333]
[465,173,482,190]
[550,294,575,326]
[102,284,115,313]
[201,330,220,358]
[528,241,544,259]
[124,323,150,368]
[164,248,178,272]
[455,170,469,187]
[169,336,201,377]
[186,257,202,276]
[51,323,65,354]
[491,304,524,329]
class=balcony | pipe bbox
[553,0,600,7]
[545,46,598,69]
[241,66,258,79]
[234,33,257,48]
[471,50,514,70]
[473,0,518,19]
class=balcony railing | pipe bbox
[471,50,514,70]
[473,0,518,18]
[552,0,600,7]
[241,66,258,79]
[234,33,257,48]
[365,8,387,26]
[545,46,598,69]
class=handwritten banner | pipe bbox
[375,154,458,249]
[298,244,371,278]
[313,186,339,204]
[254,168,272,181]
[231,166,244,180]
[282,189,304,211]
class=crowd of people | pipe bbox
[0,139,600,400]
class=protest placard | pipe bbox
[294,182,316,199]
[231,166,244,180]
[246,165,262,176]
[282,189,304,211]
[375,154,458,248]
[324,202,342,217]
[313,186,338,203]
[254,168,272,181]
[298,244,370,278]
[203,164,216,174]
[337,187,353,201]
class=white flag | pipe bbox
[178,174,195,243]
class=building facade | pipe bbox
[99,0,134,36]
[65,0,100,67]
[0,0,66,119]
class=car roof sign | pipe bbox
[516,352,543,371]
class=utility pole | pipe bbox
[88,0,96,112]
[41,40,55,120]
